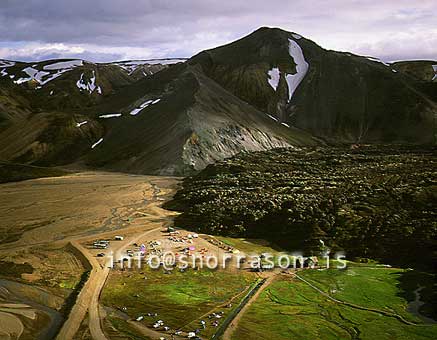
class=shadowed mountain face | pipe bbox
[190,27,436,144]
[0,28,435,175]
[392,60,437,103]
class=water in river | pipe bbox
[0,279,64,339]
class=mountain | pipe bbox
[189,27,436,143]
[83,64,316,175]
[0,27,435,175]
[392,60,437,103]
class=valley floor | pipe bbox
[0,172,179,339]
[0,169,435,340]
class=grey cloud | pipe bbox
[0,0,435,62]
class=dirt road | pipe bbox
[221,274,276,340]
[55,176,179,340]
[0,172,179,339]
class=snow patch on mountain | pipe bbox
[99,113,122,118]
[76,121,88,127]
[12,60,84,86]
[76,71,101,94]
[43,60,83,70]
[145,58,187,65]
[267,114,278,122]
[129,98,161,116]
[0,61,14,77]
[14,66,73,86]
[91,138,103,149]
[291,33,303,40]
[267,67,280,91]
[130,100,153,115]
[432,65,437,81]
[114,62,140,75]
[366,56,390,67]
[0,60,15,68]
[281,122,290,127]
[39,71,68,84]
[113,59,186,74]
[14,67,49,84]
[285,39,309,102]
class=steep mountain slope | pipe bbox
[190,27,436,143]
[392,60,437,103]
[81,63,316,175]
[0,27,435,175]
[392,60,437,82]
[0,58,316,175]
[0,58,186,113]
[0,58,191,172]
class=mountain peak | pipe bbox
[0,28,435,176]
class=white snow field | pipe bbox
[285,38,309,102]
[43,60,83,70]
[267,67,281,91]
[76,71,102,94]
[113,59,186,74]
[76,121,88,127]
[13,60,83,86]
[365,56,390,67]
[129,98,161,116]
[99,113,122,118]
[3,58,186,86]
[91,138,104,149]
[0,60,16,68]
[267,114,278,122]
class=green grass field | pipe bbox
[102,267,254,336]
[216,236,282,255]
[107,316,151,340]
[232,267,437,340]
[299,266,435,323]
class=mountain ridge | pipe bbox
[0,27,435,175]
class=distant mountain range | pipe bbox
[0,27,436,175]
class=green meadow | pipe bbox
[102,267,254,335]
[232,267,437,340]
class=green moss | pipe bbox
[167,145,437,270]
[108,316,149,340]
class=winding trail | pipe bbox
[55,177,178,340]
[56,228,166,340]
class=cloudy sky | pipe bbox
[0,0,435,62]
